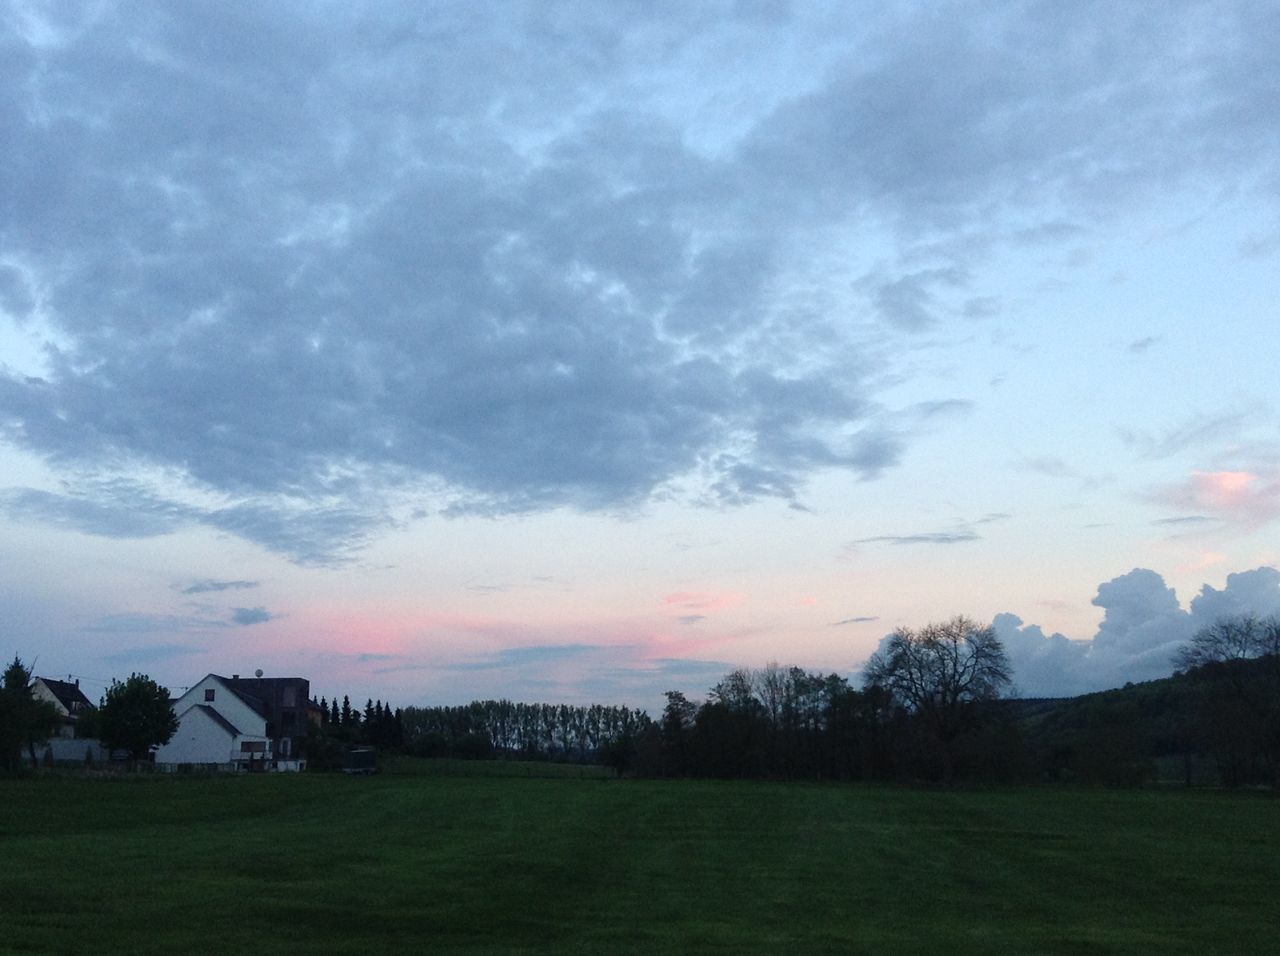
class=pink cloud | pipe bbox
[1158,470,1280,530]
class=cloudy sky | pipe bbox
[3,1,1279,711]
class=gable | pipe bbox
[171,675,268,737]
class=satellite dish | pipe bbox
[254,669,264,678]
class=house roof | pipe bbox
[37,678,95,712]
[200,674,269,718]
[191,704,243,738]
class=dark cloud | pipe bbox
[1,3,1276,562]
[0,484,378,566]
[832,616,878,626]
[181,579,259,594]
[230,607,272,626]
[0,486,185,538]
[861,266,969,331]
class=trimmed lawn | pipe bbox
[1,766,1276,953]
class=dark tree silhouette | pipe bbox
[98,673,179,762]
[1174,614,1280,787]
[863,616,1012,782]
[0,657,60,772]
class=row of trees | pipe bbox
[643,613,1280,787]
[647,617,1015,783]
[303,695,649,769]
[398,700,651,763]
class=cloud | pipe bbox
[854,530,979,547]
[0,483,381,566]
[1152,515,1217,527]
[1,3,1277,564]
[181,579,259,594]
[230,607,272,626]
[1127,336,1160,354]
[0,486,185,538]
[1155,470,1280,531]
[861,266,969,332]
[1119,411,1255,460]
[832,616,878,626]
[662,591,745,612]
[1019,456,1078,479]
[976,512,1012,525]
[1188,567,1280,622]
[993,565,1280,697]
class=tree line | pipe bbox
[639,617,1016,784]
[633,613,1280,787]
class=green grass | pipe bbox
[1,765,1277,954]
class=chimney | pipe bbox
[232,674,240,680]
[75,678,79,688]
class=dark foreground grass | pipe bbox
[1,765,1276,954]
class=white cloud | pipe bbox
[995,565,1280,697]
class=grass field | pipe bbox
[1,762,1277,954]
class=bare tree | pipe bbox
[863,616,1012,782]
[1174,615,1280,672]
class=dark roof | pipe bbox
[192,704,243,737]
[207,674,269,718]
[37,678,95,712]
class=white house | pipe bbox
[154,674,272,769]
[32,677,95,738]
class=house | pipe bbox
[219,674,311,759]
[32,677,96,738]
[153,673,310,770]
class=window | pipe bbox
[204,689,215,702]
[283,686,297,707]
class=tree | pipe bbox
[863,616,1012,782]
[1174,614,1280,787]
[98,673,179,762]
[660,691,698,776]
[0,656,60,773]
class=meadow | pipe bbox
[1,762,1277,954]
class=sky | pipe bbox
[2,1,1279,714]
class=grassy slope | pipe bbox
[1,765,1276,954]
